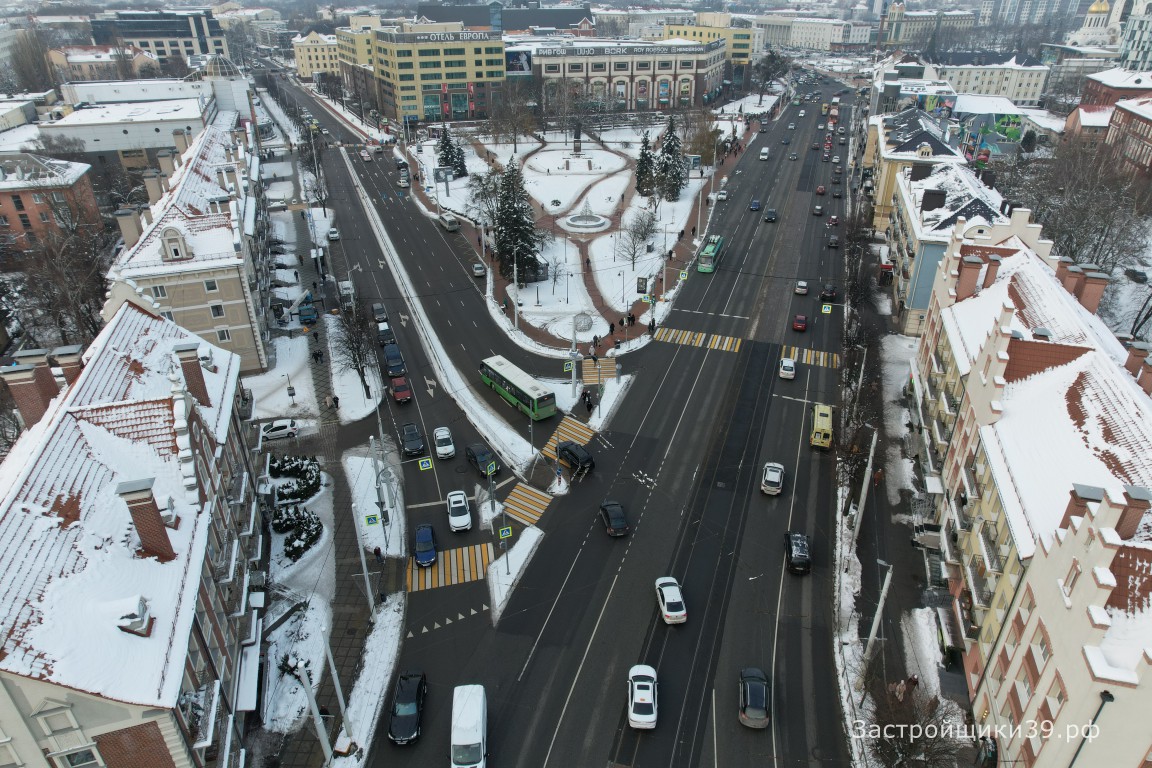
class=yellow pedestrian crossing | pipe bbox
[543,416,597,461]
[407,543,494,592]
[580,357,615,384]
[501,483,552,526]
[780,345,841,369]
[654,327,742,353]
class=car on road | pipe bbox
[447,490,472,531]
[792,314,808,332]
[433,426,455,459]
[822,153,830,162]
[655,577,687,624]
[261,419,298,441]
[795,280,809,295]
[778,357,796,380]
[820,284,838,301]
[749,199,761,211]
[414,524,436,567]
[327,227,340,241]
[815,185,826,195]
[739,668,771,729]
[627,665,658,729]
[788,152,798,160]
[832,155,841,164]
[838,127,846,134]
[785,531,812,574]
[761,462,785,495]
[780,136,790,145]
[839,137,847,145]
[827,235,841,248]
[376,322,396,346]
[371,302,388,322]
[401,423,425,456]
[321,128,330,135]
[557,440,594,471]
[828,215,840,226]
[787,122,796,130]
[465,442,499,477]
[763,208,777,222]
[798,110,806,117]
[812,205,824,216]
[715,189,729,201]
[599,500,630,537]
[472,263,487,278]
[390,376,412,404]
[811,142,820,150]
[833,187,843,198]
[387,671,427,744]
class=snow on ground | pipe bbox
[583,172,632,216]
[263,476,337,732]
[320,314,383,424]
[543,372,634,431]
[244,335,320,422]
[833,508,869,767]
[880,335,918,505]
[270,210,299,249]
[342,450,407,559]
[266,180,295,203]
[488,525,545,624]
[257,89,303,146]
[264,160,295,180]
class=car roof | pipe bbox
[448,489,467,501]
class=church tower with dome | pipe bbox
[1066,0,1127,46]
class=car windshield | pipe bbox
[436,435,452,446]
[633,700,654,715]
[451,743,484,765]
[415,538,433,553]
[744,704,768,719]
[665,599,684,612]
[393,700,418,716]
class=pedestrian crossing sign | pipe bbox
[822,303,832,314]
[564,360,574,372]
[499,526,513,539]
[679,271,688,281]
[419,458,433,471]
[365,514,380,526]
[642,295,654,304]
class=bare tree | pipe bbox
[161,53,190,79]
[12,28,55,92]
[867,677,964,767]
[465,166,501,227]
[0,381,22,458]
[331,300,376,398]
[619,209,658,267]
[488,79,538,153]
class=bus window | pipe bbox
[810,404,833,449]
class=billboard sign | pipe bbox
[506,50,533,75]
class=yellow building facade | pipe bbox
[293,31,339,80]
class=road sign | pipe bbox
[486,461,497,475]
[679,270,688,281]
[499,526,513,539]
[365,514,379,526]
[821,303,832,315]
[642,294,654,304]
[564,360,574,372]
[418,457,433,471]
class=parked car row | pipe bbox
[388,675,489,768]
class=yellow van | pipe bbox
[810,403,833,449]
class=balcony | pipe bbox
[953,594,980,641]
[943,387,961,414]
[966,555,994,608]
[980,523,1004,573]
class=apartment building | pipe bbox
[909,219,1152,767]
[789,18,872,52]
[90,10,229,66]
[662,13,764,72]
[0,301,261,768]
[506,37,727,112]
[0,153,100,270]
[1080,66,1152,105]
[1063,103,1115,147]
[47,45,159,81]
[925,52,1050,107]
[337,21,383,121]
[879,4,977,48]
[1120,0,1152,71]
[374,22,506,124]
[103,125,273,374]
[292,31,339,80]
[1105,95,1152,174]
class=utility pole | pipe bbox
[300,667,334,764]
[862,560,893,669]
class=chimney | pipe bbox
[1115,486,1152,540]
[173,341,212,407]
[115,478,176,562]
[140,205,153,226]
[172,129,191,154]
[1062,264,1085,297]
[1076,271,1109,314]
[956,255,983,301]
[1138,362,1152,397]
[1059,483,1105,528]
[115,208,142,248]
[157,150,176,177]
[1122,341,1149,376]
[982,255,1001,288]
[921,188,947,212]
[142,170,163,204]
[1054,257,1073,284]
[51,344,84,386]
[909,163,932,182]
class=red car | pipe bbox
[792,314,808,332]
[816,185,826,195]
[828,215,840,225]
[390,376,412,403]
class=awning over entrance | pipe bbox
[936,605,965,650]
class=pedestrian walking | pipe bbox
[691,225,696,237]
[294,270,299,281]
[585,256,591,269]
[324,395,334,409]
[585,398,593,414]
[619,317,625,331]
[332,396,340,409]
[593,334,599,348]
[678,229,684,240]
[312,281,317,291]
[313,331,319,342]
[609,321,614,335]
[873,468,884,487]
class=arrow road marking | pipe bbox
[633,470,656,489]
[424,377,438,397]
[398,312,409,327]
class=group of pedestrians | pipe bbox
[581,389,595,414]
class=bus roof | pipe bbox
[481,355,554,398]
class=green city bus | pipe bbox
[480,355,557,420]
[698,235,725,273]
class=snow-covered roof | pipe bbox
[879,108,967,162]
[1087,66,1152,88]
[0,152,89,190]
[504,35,716,53]
[1016,107,1068,133]
[953,93,1020,115]
[1078,104,1115,127]
[0,302,240,706]
[56,45,156,63]
[899,163,1007,238]
[1116,96,1152,121]
[292,32,337,44]
[114,125,246,277]
[49,99,205,127]
[940,249,1152,557]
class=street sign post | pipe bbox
[365,514,379,526]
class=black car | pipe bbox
[371,302,388,323]
[387,671,427,744]
[599,500,630,537]
[558,440,594,471]
[785,531,812,574]
[401,423,425,456]
[827,235,840,249]
[466,442,500,477]
[819,283,838,301]
[739,668,771,728]
[832,188,843,198]
[780,136,790,144]
[763,208,778,223]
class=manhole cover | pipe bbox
[455,465,470,475]
[716,481,728,488]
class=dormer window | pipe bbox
[160,227,190,262]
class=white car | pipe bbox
[761,462,785,495]
[798,110,806,117]
[787,122,796,130]
[261,419,298,441]
[327,227,340,241]
[447,490,471,532]
[778,357,796,380]
[715,189,729,201]
[627,665,658,729]
[321,128,330,135]
[795,280,809,295]
[655,577,687,624]
[832,155,841,164]
[433,426,455,459]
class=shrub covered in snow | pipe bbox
[270,455,322,502]
[273,505,323,561]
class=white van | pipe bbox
[451,685,487,768]
[438,213,460,232]
[759,147,770,161]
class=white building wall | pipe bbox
[61,80,215,104]
[40,111,210,153]
[933,64,1050,106]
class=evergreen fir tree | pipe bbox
[635,132,655,197]
[451,140,468,177]
[655,117,687,202]
[436,125,455,169]
[494,161,542,281]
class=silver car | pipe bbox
[447,490,472,532]
[433,426,455,459]
[761,462,785,495]
[261,419,298,441]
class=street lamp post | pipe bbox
[619,271,625,305]
[282,373,295,406]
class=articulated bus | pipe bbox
[697,235,725,273]
[480,355,557,420]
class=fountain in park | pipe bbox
[564,201,609,230]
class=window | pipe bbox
[10,195,23,211]
[52,191,65,203]
[399,74,414,81]
[204,279,218,292]
[485,46,503,54]
[40,211,49,223]
[152,285,167,298]
[216,329,231,342]
[444,47,465,55]
[1060,558,1081,598]
[18,214,30,230]
[418,48,441,56]
[614,62,628,71]
[445,72,466,79]
[568,63,583,73]
[592,62,606,72]
[32,193,43,204]
[636,62,651,70]
[210,304,225,318]
[419,60,441,69]
[0,215,7,226]
[57,749,99,767]
[420,73,441,81]
[397,61,413,69]
[396,49,412,57]
[444,60,466,68]
[160,310,174,321]
[545,64,560,74]
[680,60,693,69]
[658,61,672,70]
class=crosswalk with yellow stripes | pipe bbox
[407,543,494,592]
[542,416,596,462]
[654,327,742,353]
[501,483,552,526]
[780,345,841,369]
[580,357,616,385]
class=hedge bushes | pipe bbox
[270,455,321,502]
[272,505,323,562]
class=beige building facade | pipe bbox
[293,30,339,80]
